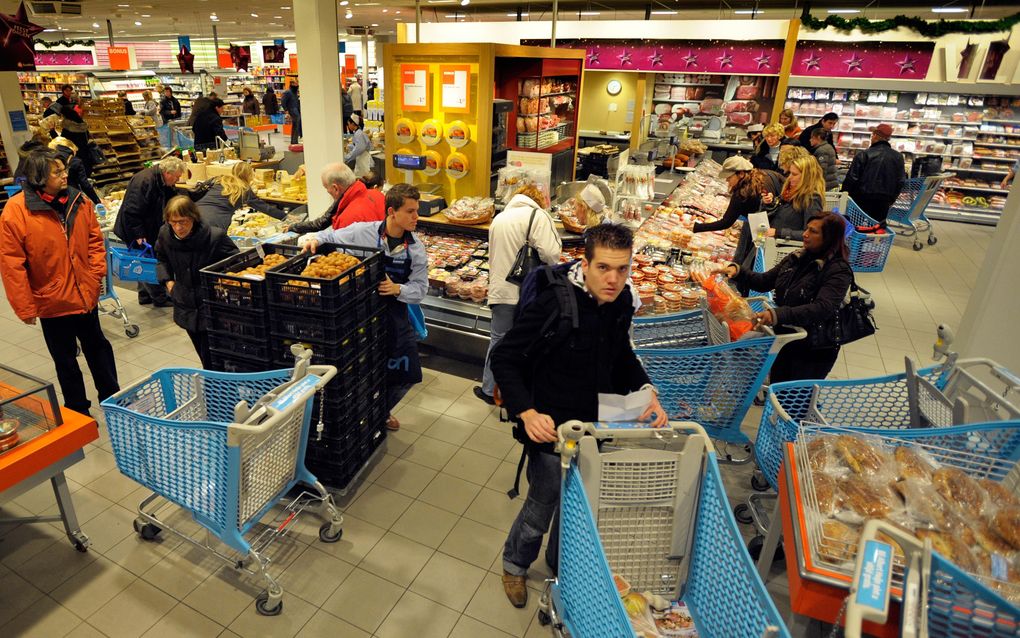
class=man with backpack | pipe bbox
[490,223,666,609]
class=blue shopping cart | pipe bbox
[632,301,806,459]
[100,346,343,616]
[97,219,140,338]
[886,174,950,252]
[538,420,790,638]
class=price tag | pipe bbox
[255,243,266,259]
[855,540,893,613]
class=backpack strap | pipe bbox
[507,447,527,499]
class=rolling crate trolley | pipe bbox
[99,346,343,615]
[886,174,950,252]
[779,422,1020,636]
[632,299,806,462]
[98,223,140,338]
[538,420,789,638]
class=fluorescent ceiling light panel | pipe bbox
[827,9,861,13]
[507,12,529,16]
[578,11,600,15]
[932,6,968,12]
[733,9,762,14]
[651,10,677,14]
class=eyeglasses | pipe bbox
[52,169,68,177]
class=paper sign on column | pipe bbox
[598,388,653,422]
[400,64,429,112]
[441,65,470,113]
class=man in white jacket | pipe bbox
[474,184,562,405]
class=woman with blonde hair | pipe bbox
[778,144,810,175]
[139,90,159,120]
[48,137,101,203]
[195,161,286,229]
[751,123,785,171]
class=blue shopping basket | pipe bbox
[544,421,790,638]
[633,305,806,447]
[109,242,159,284]
[843,198,895,273]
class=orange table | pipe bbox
[0,407,99,552]
[776,443,901,637]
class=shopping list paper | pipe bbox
[747,211,770,238]
[598,388,653,422]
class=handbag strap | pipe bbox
[523,207,537,247]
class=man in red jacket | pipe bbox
[0,150,119,415]
[287,163,384,233]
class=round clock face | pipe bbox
[607,80,622,96]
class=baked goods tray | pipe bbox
[790,422,1020,606]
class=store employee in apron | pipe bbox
[300,183,426,431]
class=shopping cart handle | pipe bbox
[845,520,926,638]
[556,420,715,451]
[992,365,1020,389]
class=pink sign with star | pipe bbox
[793,41,934,79]
[523,39,786,75]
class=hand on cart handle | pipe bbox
[520,409,558,443]
[640,392,668,427]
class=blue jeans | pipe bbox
[503,447,560,576]
[481,303,516,396]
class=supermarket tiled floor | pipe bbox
[0,220,994,637]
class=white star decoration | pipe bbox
[804,52,822,71]
[895,55,917,75]
[844,53,864,72]
[681,51,698,68]
[716,51,733,69]
[617,49,632,65]
[753,50,772,70]
[647,49,664,67]
[587,49,600,66]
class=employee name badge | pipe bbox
[855,540,894,615]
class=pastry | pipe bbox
[894,446,935,481]
[813,472,841,516]
[916,529,977,573]
[836,435,888,475]
[840,480,900,518]
[819,519,860,563]
[807,436,836,472]
[980,479,1020,509]
[990,508,1020,551]
[933,467,984,512]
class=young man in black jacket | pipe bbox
[491,224,666,609]
[842,123,906,224]
[799,112,839,149]
[159,87,182,124]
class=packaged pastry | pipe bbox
[980,479,1020,510]
[838,479,902,520]
[819,519,860,564]
[991,507,1020,550]
[806,435,838,473]
[916,529,978,573]
[835,434,892,478]
[894,480,954,529]
[893,445,938,482]
[933,467,986,513]
[812,472,841,516]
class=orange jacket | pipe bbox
[0,188,105,321]
[331,180,385,229]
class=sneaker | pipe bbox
[473,386,496,406]
[501,571,528,608]
[386,415,400,431]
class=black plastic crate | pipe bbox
[267,243,384,312]
[209,351,276,373]
[208,331,272,360]
[201,244,301,308]
[204,303,270,340]
[270,329,368,369]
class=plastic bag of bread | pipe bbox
[980,478,1020,511]
[818,518,860,564]
[811,472,842,517]
[837,478,904,522]
[916,528,979,573]
[833,434,896,481]
[892,445,939,482]
[991,506,1020,551]
[933,467,986,516]
[893,479,956,530]
[805,435,840,474]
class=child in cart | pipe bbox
[489,223,666,609]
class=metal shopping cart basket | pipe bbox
[99,346,343,616]
[789,422,1020,637]
[632,299,806,461]
[538,420,789,638]
[98,220,140,338]
[886,174,950,252]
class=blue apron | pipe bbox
[379,232,423,387]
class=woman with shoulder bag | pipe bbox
[720,212,852,383]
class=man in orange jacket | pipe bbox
[287,163,384,233]
[0,150,119,415]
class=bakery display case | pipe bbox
[0,365,63,454]
[515,76,578,151]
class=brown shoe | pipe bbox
[386,415,400,431]
[501,571,528,608]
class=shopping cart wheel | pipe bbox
[133,517,162,541]
[318,522,343,543]
[71,532,90,553]
[913,240,923,251]
[255,592,283,616]
[927,235,938,246]
[747,535,784,563]
[734,504,753,525]
[538,609,552,626]
[125,324,140,338]
[750,473,770,492]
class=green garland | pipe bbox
[34,39,96,48]
[801,7,1020,37]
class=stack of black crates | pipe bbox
[201,242,387,491]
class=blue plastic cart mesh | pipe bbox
[109,243,159,284]
[886,175,947,251]
[544,422,789,638]
[755,365,947,491]
[843,198,895,273]
[634,307,805,446]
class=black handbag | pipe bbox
[807,278,877,349]
[505,207,543,286]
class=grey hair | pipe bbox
[321,162,356,190]
[158,156,186,177]
[21,149,61,190]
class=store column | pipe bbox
[956,191,1020,371]
[0,73,30,177]
[293,0,344,214]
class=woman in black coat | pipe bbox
[192,98,227,152]
[58,104,94,176]
[262,88,280,115]
[49,138,101,204]
[721,212,853,384]
[241,88,260,116]
[155,196,239,368]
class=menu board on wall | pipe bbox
[400,64,430,112]
[440,65,470,113]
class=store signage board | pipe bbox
[401,64,430,112]
[440,65,471,113]
[792,41,935,79]
[108,46,134,71]
[523,39,784,75]
[9,110,28,132]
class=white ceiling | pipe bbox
[3,0,1016,43]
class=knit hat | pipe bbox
[869,123,893,139]
[718,155,754,179]
[349,113,361,125]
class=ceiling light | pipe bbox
[210,14,218,20]
[578,11,600,15]
[382,8,388,12]
[371,23,379,26]
[92,22,99,27]
[427,0,456,4]
[274,15,283,18]
[507,12,529,16]
[250,13,258,17]
[651,10,677,14]
[43,28,60,32]
[280,5,290,9]
[339,0,348,4]
[460,0,470,5]
[345,10,353,18]
[445,14,465,18]
[134,20,142,25]
[117,3,129,6]
[141,13,150,17]
[395,10,400,13]
[932,6,968,12]
[827,8,861,13]
[734,9,762,14]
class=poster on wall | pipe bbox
[34,50,95,67]
[0,2,43,71]
[791,41,935,79]
[400,64,430,112]
[440,65,470,113]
